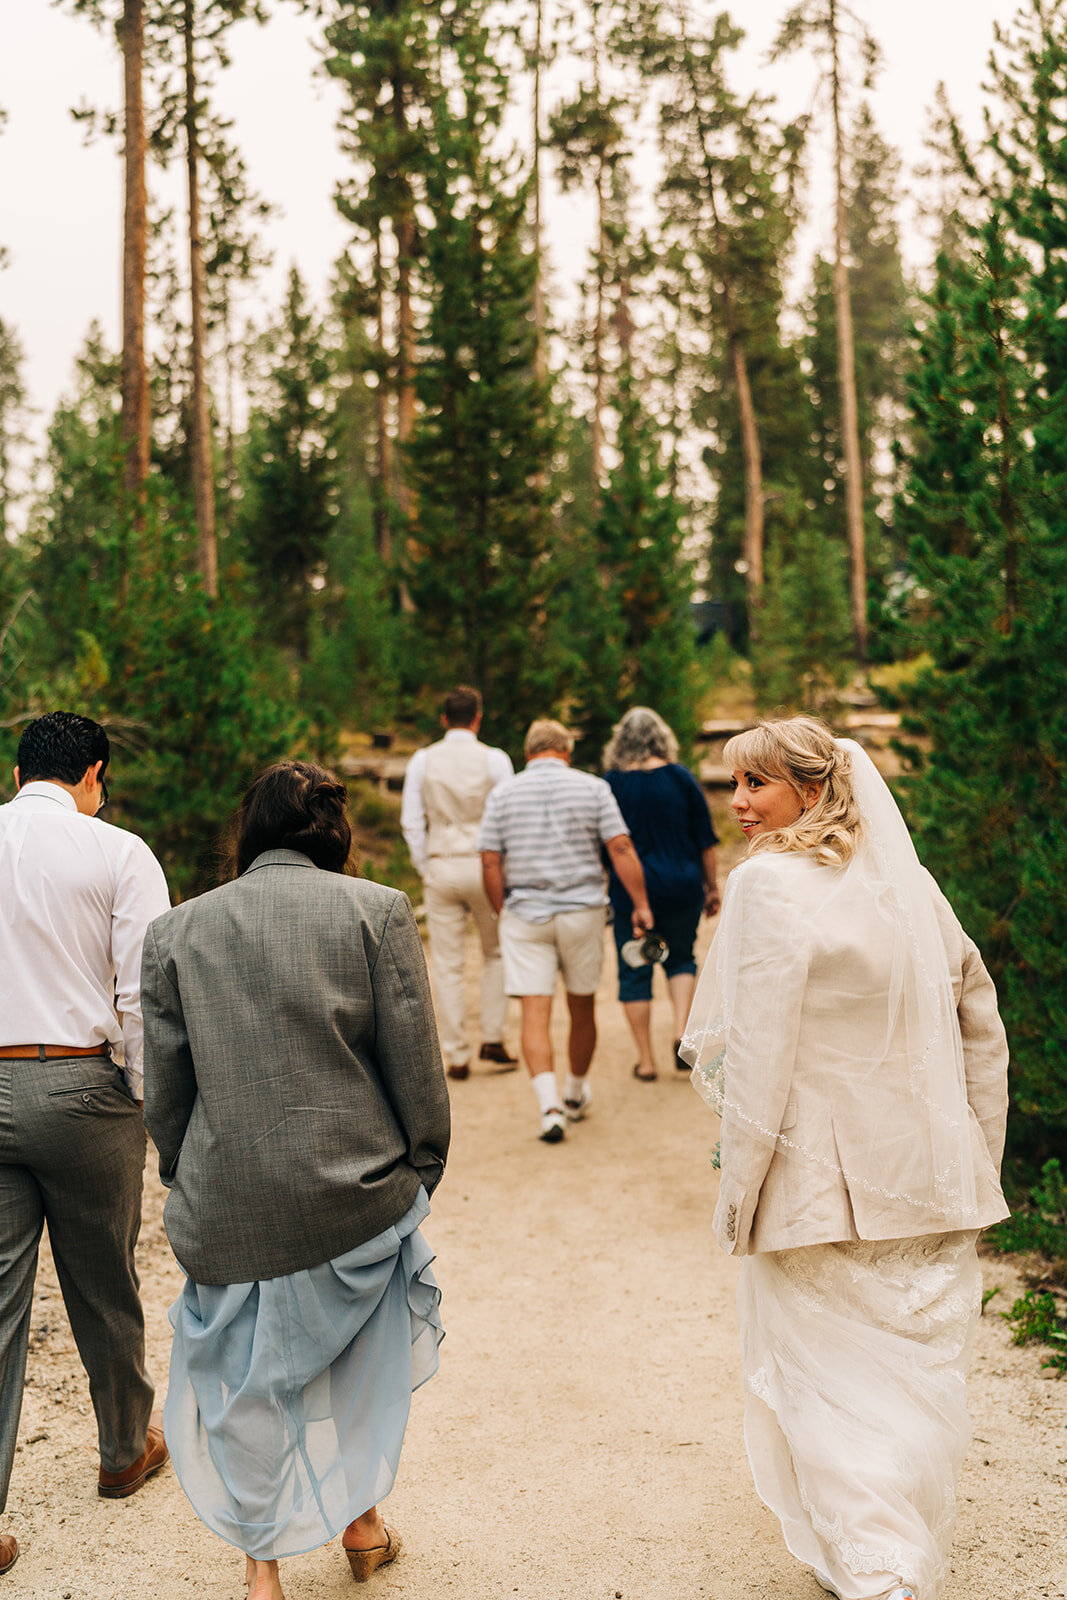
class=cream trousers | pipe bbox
[423,856,507,1065]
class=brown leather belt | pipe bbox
[0,1044,112,1060]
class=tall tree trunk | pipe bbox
[120,0,149,537]
[674,5,764,634]
[373,227,393,565]
[392,73,416,613]
[700,139,764,632]
[184,0,217,598]
[830,0,866,659]
[532,0,546,385]
[590,3,605,511]
[591,154,606,510]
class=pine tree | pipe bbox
[326,1,436,564]
[772,0,881,659]
[549,0,629,505]
[750,508,853,713]
[404,8,560,755]
[623,1,804,643]
[22,329,294,894]
[805,102,912,656]
[569,371,697,766]
[896,210,1067,1170]
[239,268,337,661]
[0,319,28,544]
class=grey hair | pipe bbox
[603,706,680,771]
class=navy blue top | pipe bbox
[604,764,718,916]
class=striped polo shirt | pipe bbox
[478,757,628,922]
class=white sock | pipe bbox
[531,1072,562,1114]
[564,1073,586,1104]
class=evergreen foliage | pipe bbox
[9,332,294,898]
[750,508,853,713]
[239,267,337,660]
[895,210,1067,1170]
[403,8,561,758]
[569,373,697,766]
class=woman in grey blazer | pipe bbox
[141,762,450,1600]
[681,718,1009,1600]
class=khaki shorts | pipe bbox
[499,906,606,997]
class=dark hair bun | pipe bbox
[235,762,353,876]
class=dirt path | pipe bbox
[5,922,1065,1600]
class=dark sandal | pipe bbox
[632,1063,658,1082]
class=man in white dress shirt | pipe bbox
[400,685,518,1080]
[0,712,172,1575]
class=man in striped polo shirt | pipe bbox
[479,719,653,1142]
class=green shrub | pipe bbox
[1002,1289,1067,1374]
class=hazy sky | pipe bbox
[1,0,1026,438]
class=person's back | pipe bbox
[421,736,495,855]
[144,851,449,1286]
[399,685,516,1078]
[142,761,449,1598]
[0,712,171,1573]
[0,787,164,1083]
[478,719,653,1143]
[482,758,620,915]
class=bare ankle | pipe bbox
[343,1505,388,1550]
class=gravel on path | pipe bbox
[4,922,1065,1600]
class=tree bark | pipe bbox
[830,0,867,660]
[373,226,393,565]
[590,5,605,510]
[184,0,217,598]
[591,155,606,511]
[701,137,764,631]
[532,0,546,385]
[392,70,416,613]
[120,0,149,528]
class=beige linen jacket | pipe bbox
[712,854,1010,1256]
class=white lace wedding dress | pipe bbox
[738,1230,982,1599]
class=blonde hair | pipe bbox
[524,718,575,758]
[723,716,862,867]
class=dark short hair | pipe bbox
[442,685,482,727]
[234,761,353,876]
[17,711,110,786]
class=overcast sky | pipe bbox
[1,0,1025,440]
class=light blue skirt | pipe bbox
[164,1188,442,1560]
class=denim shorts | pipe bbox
[613,899,702,1002]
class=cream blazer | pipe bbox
[712,854,1010,1256]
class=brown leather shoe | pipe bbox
[98,1421,168,1498]
[446,1063,470,1081]
[0,1535,18,1575]
[479,1042,518,1070]
[344,1525,402,1581]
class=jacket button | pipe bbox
[82,1092,92,1104]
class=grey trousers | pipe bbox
[0,1055,155,1511]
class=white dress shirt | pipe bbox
[0,782,171,1097]
[400,728,513,876]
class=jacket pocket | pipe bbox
[779,1102,798,1132]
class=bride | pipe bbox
[681,716,1010,1600]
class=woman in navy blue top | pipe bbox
[604,707,720,1080]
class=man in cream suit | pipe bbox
[401,686,517,1080]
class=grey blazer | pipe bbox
[141,849,450,1286]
